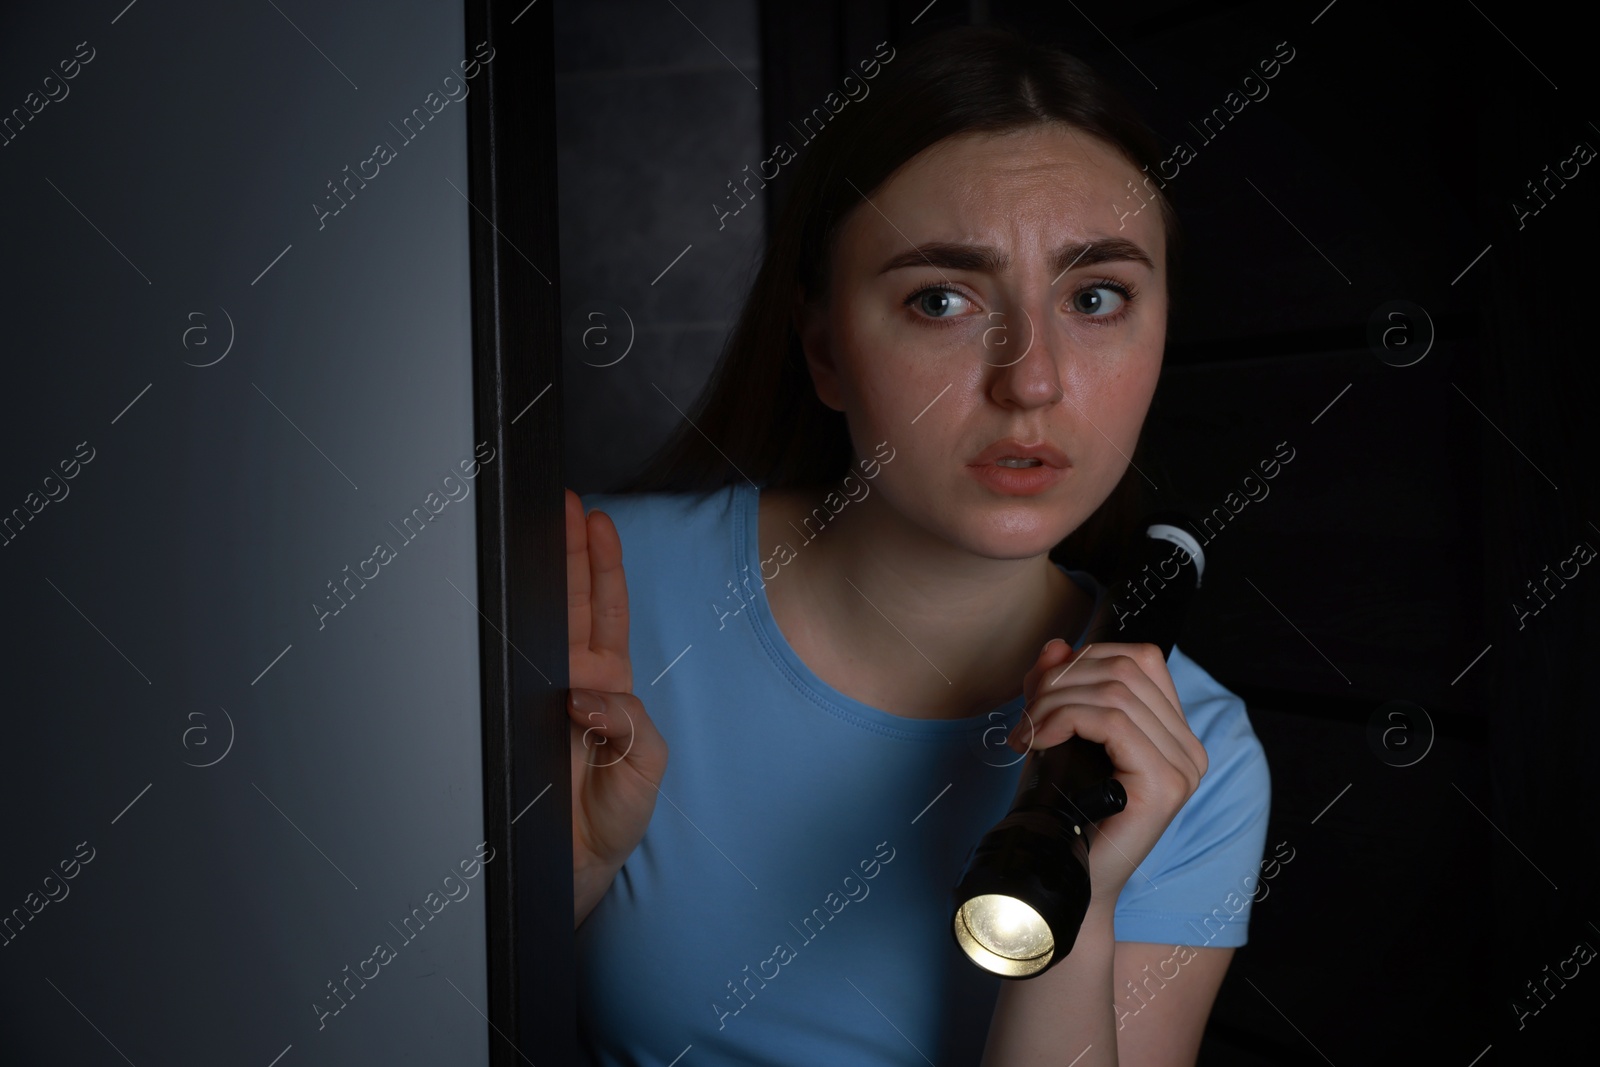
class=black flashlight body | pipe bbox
[950,512,1206,978]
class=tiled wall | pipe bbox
[554,0,766,493]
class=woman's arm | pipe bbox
[1111,942,1234,1065]
[980,925,1235,1067]
[983,639,1215,1066]
[981,902,1120,1067]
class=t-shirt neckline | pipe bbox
[733,481,1106,741]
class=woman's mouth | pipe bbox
[968,438,1070,469]
[968,460,1064,495]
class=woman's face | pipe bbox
[800,122,1168,560]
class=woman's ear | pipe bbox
[793,285,845,413]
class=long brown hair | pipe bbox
[615,24,1180,578]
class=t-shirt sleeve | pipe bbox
[1109,645,1272,949]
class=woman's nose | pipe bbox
[982,302,1068,409]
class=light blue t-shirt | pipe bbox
[575,483,1270,1066]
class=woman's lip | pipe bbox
[967,462,1066,496]
[969,439,1070,468]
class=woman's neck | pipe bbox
[758,484,1094,720]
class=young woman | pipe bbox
[565,25,1270,1067]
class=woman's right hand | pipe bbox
[566,488,669,928]
[1008,638,1207,914]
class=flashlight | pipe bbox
[951,513,1205,978]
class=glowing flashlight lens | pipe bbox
[966,894,1051,957]
[953,894,1054,976]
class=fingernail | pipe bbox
[570,689,598,713]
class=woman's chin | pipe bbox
[960,524,1076,562]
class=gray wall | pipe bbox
[1,2,489,1061]
[555,0,767,493]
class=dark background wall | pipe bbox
[555,0,766,494]
[558,0,1600,1062]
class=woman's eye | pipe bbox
[911,287,971,319]
[1072,286,1127,317]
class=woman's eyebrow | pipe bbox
[877,238,1155,277]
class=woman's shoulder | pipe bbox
[577,485,748,593]
[1164,643,1273,844]
[1114,645,1272,945]
[578,484,743,533]
[1166,644,1270,803]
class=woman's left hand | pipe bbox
[1005,638,1208,911]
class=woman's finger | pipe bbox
[569,690,634,767]
[1114,641,1185,725]
[1020,680,1201,793]
[1098,643,1207,778]
[1021,637,1075,704]
[566,488,594,652]
[569,689,668,777]
[1024,642,1205,779]
[1016,650,1203,784]
[1027,702,1195,808]
[1031,641,1182,728]
[584,507,630,668]
[1032,643,1170,717]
